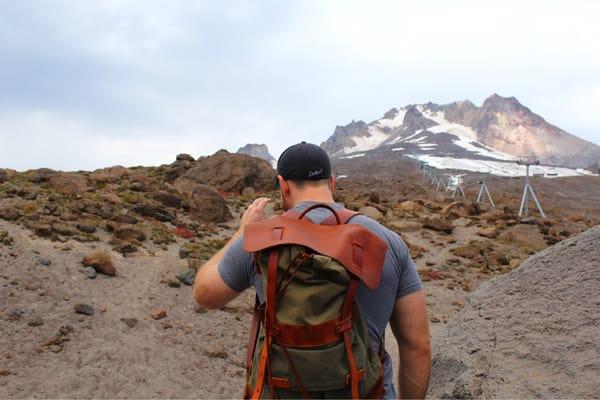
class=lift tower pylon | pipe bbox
[517,157,546,218]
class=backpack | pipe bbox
[242,203,389,399]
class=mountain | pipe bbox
[321,94,600,170]
[236,143,276,168]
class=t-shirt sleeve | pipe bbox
[390,233,423,299]
[217,235,254,293]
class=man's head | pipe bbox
[276,142,335,210]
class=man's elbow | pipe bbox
[193,280,221,310]
[400,337,431,360]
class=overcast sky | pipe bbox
[1,0,599,171]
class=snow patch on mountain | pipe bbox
[409,155,596,178]
[342,126,390,154]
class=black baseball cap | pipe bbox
[276,142,332,183]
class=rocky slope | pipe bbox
[1,153,600,398]
[321,93,600,169]
[236,144,276,167]
[428,225,600,399]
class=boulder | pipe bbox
[188,185,232,223]
[152,191,183,208]
[90,166,129,183]
[27,168,57,183]
[113,225,146,242]
[0,169,8,183]
[499,224,547,251]
[174,150,275,194]
[176,153,195,162]
[48,173,89,195]
[422,218,454,234]
[133,204,176,223]
[399,200,422,212]
[0,207,20,221]
[477,226,500,238]
[429,226,600,399]
[82,251,116,276]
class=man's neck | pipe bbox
[291,190,334,208]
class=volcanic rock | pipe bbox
[82,251,116,276]
[429,226,600,399]
[174,150,276,194]
[176,153,195,162]
[398,200,422,212]
[176,268,196,286]
[74,303,95,316]
[152,191,183,208]
[499,224,547,251]
[133,204,175,223]
[0,207,20,221]
[422,218,454,234]
[477,226,500,238]
[151,308,167,320]
[48,173,89,195]
[183,184,232,223]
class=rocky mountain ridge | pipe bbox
[236,144,276,168]
[321,94,600,169]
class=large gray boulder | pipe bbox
[429,225,600,399]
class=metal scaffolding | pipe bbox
[517,157,546,218]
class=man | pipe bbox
[194,142,431,399]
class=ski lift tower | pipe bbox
[447,174,466,198]
[476,169,495,208]
[517,157,546,218]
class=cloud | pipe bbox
[0,0,599,171]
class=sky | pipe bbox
[1,0,599,171]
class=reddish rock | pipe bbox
[477,226,500,238]
[423,218,454,234]
[82,251,116,276]
[399,200,422,212]
[499,224,548,252]
[48,173,89,195]
[151,308,167,320]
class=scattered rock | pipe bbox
[28,317,44,327]
[0,368,10,376]
[79,266,97,279]
[82,251,116,276]
[399,200,422,212]
[121,318,138,328]
[0,208,20,221]
[6,308,24,321]
[38,258,52,266]
[133,204,176,223]
[178,247,191,259]
[76,223,97,234]
[423,218,454,234]
[48,345,62,353]
[114,225,146,242]
[162,320,173,329]
[167,278,181,288]
[176,268,196,286]
[150,308,167,320]
[499,224,547,251]
[74,303,95,316]
[34,224,53,238]
[175,184,232,223]
[477,226,500,238]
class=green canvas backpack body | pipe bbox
[242,204,389,399]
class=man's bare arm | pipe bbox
[193,197,271,309]
[389,290,431,399]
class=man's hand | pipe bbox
[193,197,272,309]
[239,197,272,231]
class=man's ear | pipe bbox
[277,175,290,196]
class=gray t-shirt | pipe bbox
[218,201,423,399]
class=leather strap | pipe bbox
[244,216,387,289]
[272,317,349,347]
[246,296,261,374]
[343,278,360,399]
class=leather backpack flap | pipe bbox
[243,215,388,289]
